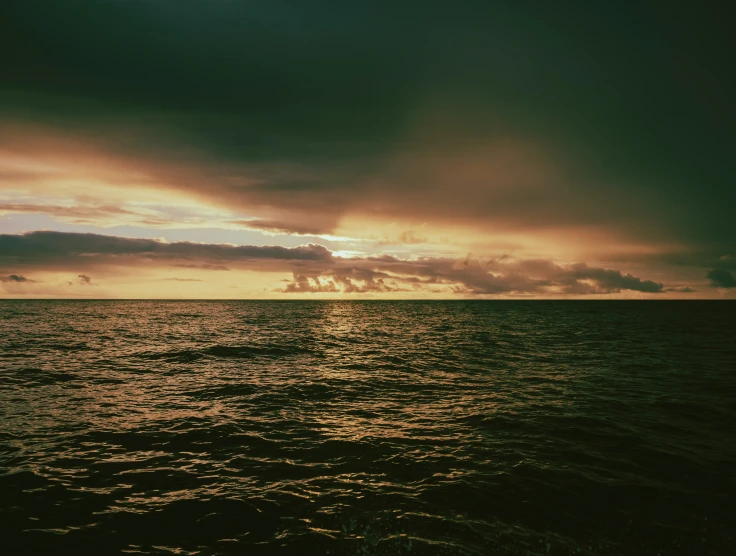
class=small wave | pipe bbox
[2,300,735,555]
[137,344,317,363]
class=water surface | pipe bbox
[1,301,735,554]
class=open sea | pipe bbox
[1,300,735,555]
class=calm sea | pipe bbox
[1,301,735,555]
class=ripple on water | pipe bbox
[1,300,735,555]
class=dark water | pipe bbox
[1,301,735,555]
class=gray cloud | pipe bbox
[0,231,333,273]
[283,275,339,294]
[77,274,92,284]
[281,255,666,296]
[1,274,34,283]
[707,269,736,288]
[566,264,663,294]
[284,272,402,294]
[310,267,406,293]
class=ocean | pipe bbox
[1,300,734,555]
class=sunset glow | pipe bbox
[2,3,734,299]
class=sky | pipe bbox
[1,1,734,298]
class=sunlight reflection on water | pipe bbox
[1,300,735,555]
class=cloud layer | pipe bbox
[2,1,735,256]
[0,231,332,270]
[1,231,675,297]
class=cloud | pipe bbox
[566,264,663,293]
[665,286,697,293]
[1,274,34,283]
[283,275,339,293]
[282,253,666,296]
[707,269,736,288]
[284,272,401,294]
[2,2,735,256]
[0,231,673,297]
[0,231,333,274]
[307,267,406,293]
[164,278,203,282]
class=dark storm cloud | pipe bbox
[707,269,736,288]
[1,274,34,283]
[3,1,735,247]
[0,231,333,270]
[0,232,333,279]
[566,264,663,294]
